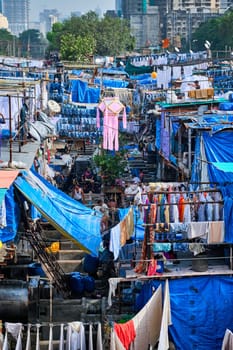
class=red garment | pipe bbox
[114,320,136,350]
[47,149,51,164]
[147,258,158,276]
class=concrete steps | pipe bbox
[57,249,86,260]
[57,259,84,273]
[57,249,86,273]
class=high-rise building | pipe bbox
[115,0,122,16]
[120,0,225,50]
[39,9,59,36]
[2,0,29,36]
[119,0,160,49]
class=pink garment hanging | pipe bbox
[97,97,127,151]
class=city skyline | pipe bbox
[29,0,115,21]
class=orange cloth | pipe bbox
[178,196,185,222]
[150,203,157,223]
[114,320,136,350]
[120,219,127,246]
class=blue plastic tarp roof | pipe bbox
[14,170,102,256]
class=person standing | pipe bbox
[139,169,144,183]
[19,98,29,145]
[72,182,85,203]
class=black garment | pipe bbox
[20,102,29,142]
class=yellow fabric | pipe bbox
[45,241,60,254]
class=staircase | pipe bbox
[56,240,87,273]
[127,152,158,183]
[26,224,70,298]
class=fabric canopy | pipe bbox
[0,170,19,203]
[0,170,19,188]
[14,170,102,256]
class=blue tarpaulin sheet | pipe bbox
[14,170,102,256]
[0,186,20,243]
[203,131,233,184]
[202,131,233,242]
[71,79,100,103]
[136,276,233,350]
[94,78,128,88]
[212,162,233,173]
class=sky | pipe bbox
[29,0,115,21]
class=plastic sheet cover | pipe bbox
[202,131,233,242]
[0,186,20,243]
[136,276,233,350]
[203,131,233,184]
[71,79,100,103]
[14,170,102,256]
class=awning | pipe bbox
[14,170,102,256]
[0,170,19,202]
[0,170,19,188]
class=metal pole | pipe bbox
[8,95,13,165]
[188,128,192,173]
[50,280,53,323]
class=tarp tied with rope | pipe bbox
[14,170,102,256]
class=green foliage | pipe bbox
[94,150,127,185]
[192,9,233,51]
[60,33,96,61]
[0,29,15,56]
[19,29,47,58]
[46,11,135,60]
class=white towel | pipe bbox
[108,278,122,307]
[221,329,233,350]
[36,324,40,350]
[133,285,162,350]
[59,324,64,350]
[48,324,53,350]
[67,322,86,350]
[88,324,93,350]
[96,323,103,350]
[25,324,31,350]
[158,280,172,350]
[109,223,121,261]
[2,330,8,350]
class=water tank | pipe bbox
[0,280,28,322]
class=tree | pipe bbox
[96,15,134,56]
[46,11,135,60]
[0,29,15,56]
[19,29,47,58]
[94,150,127,186]
[192,9,233,52]
[60,33,96,61]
